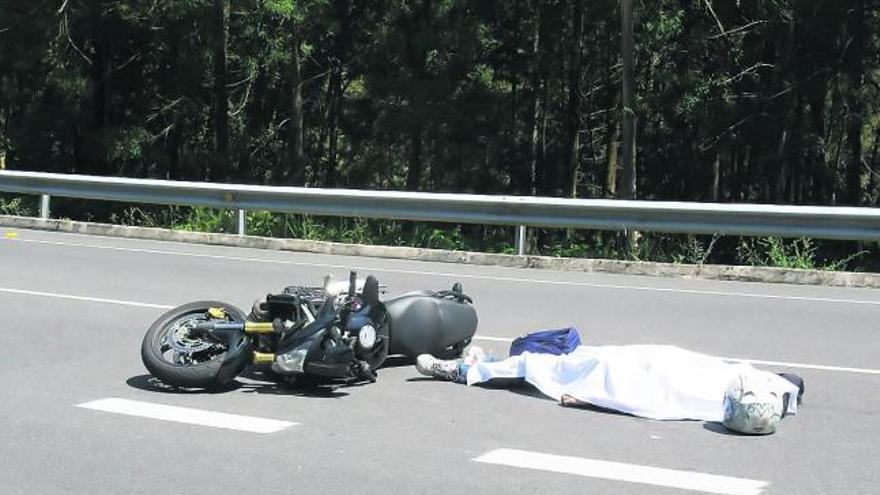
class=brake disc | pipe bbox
[166,315,217,355]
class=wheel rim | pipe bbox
[156,311,227,366]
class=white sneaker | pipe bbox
[415,354,462,381]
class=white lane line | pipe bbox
[720,356,880,375]
[1,285,878,376]
[76,398,296,433]
[6,237,880,306]
[472,335,880,375]
[472,335,515,342]
[473,448,767,495]
[0,287,173,309]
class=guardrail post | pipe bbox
[514,225,527,256]
[236,209,246,236]
[39,194,50,220]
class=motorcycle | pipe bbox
[140,271,477,389]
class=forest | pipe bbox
[1,1,879,270]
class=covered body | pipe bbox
[466,345,799,421]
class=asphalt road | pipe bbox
[1,228,878,495]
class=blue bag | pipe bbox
[509,327,581,357]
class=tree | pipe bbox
[211,0,230,180]
[619,0,635,200]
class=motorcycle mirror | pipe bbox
[363,275,380,306]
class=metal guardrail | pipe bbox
[1,170,879,254]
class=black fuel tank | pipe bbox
[385,291,477,358]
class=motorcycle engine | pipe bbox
[272,340,310,374]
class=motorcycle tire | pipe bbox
[141,301,247,389]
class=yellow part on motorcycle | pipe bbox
[244,321,274,334]
[207,307,227,319]
[252,351,276,365]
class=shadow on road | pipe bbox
[126,374,241,394]
[238,381,350,398]
[126,372,353,398]
[382,355,415,368]
[701,421,758,436]
[128,356,415,398]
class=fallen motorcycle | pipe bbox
[141,271,477,389]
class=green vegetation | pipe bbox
[1,1,878,271]
[736,237,868,271]
[113,206,485,251]
[0,195,35,217]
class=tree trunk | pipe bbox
[774,129,788,203]
[525,1,543,197]
[288,32,306,185]
[844,3,866,206]
[565,0,584,199]
[167,20,181,180]
[539,85,548,195]
[711,152,720,202]
[619,0,638,254]
[313,71,331,176]
[211,0,230,181]
[806,79,827,203]
[606,125,620,197]
[87,0,109,175]
[619,0,636,200]
[325,68,341,188]
[845,98,864,206]
[405,124,423,191]
[869,126,880,206]
[323,0,352,188]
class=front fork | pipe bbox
[192,321,278,375]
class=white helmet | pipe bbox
[722,371,784,435]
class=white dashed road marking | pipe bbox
[77,398,297,433]
[473,448,768,495]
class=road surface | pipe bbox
[1,228,877,494]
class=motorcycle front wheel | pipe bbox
[141,301,248,389]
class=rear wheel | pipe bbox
[141,301,247,389]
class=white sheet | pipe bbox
[466,345,799,421]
